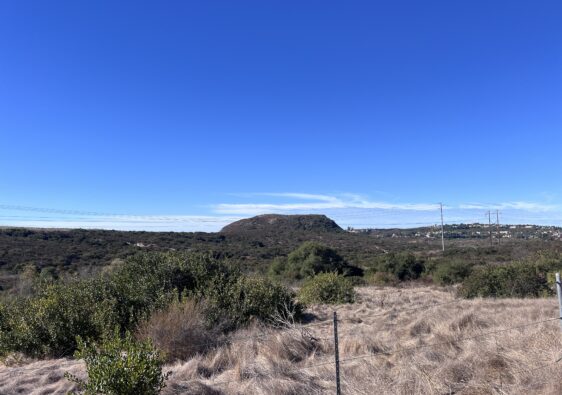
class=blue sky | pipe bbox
[1,1,562,231]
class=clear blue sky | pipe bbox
[1,1,562,231]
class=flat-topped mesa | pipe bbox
[220,214,344,234]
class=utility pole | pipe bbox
[487,210,493,247]
[496,210,500,245]
[440,203,445,252]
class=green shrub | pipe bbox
[369,253,425,281]
[66,329,169,395]
[0,279,117,357]
[347,276,367,286]
[269,242,363,281]
[368,271,399,286]
[298,273,355,305]
[102,253,183,331]
[459,262,553,298]
[267,256,290,278]
[0,252,213,357]
[287,242,346,279]
[432,260,473,285]
[1,252,302,357]
[0,302,10,356]
[205,276,303,329]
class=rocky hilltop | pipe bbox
[220,214,343,234]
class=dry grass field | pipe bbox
[2,286,562,395]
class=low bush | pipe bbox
[66,329,169,395]
[268,242,362,281]
[459,262,553,298]
[347,275,367,286]
[368,271,399,286]
[287,242,346,279]
[0,279,117,357]
[432,260,473,285]
[298,273,355,305]
[0,302,9,356]
[267,256,290,278]
[366,253,425,281]
[205,276,303,330]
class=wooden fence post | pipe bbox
[556,273,562,332]
[333,311,341,395]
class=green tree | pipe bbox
[286,242,346,279]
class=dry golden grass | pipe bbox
[2,285,562,394]
[136,299,224,363]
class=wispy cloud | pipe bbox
[214,193,561,229]
[0,217,238,232]
[3,195,560,232]
[255,193,341,203]
[214,193,440,215]
[458,201,558,212]
[0,205,241,232]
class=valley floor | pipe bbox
[2,286,562,394]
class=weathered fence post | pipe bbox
[556,273,562,330]
[333,311,341,395]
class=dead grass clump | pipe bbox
[449,312,489,332]
[409,319,432,337]
[442,360,474,386]
[485,354,508,372]
[256,378,323,395]
[1,352,34,367]
[204,346,236,374]
[162,381,223,395]
[0,358,84,395]
[262,329,321,363]
[422,349,445,363]
[136,299,222,362]
[341,337,365,355]
[368,340,393,357]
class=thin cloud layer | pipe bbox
[215,193,558,215]
[1,220,234,232]
[214,193,440,215]
[458,201,558,212]
[212,193,562,228]
[0,209,241,232]
[1,195,560,232]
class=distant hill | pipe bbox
[221,214,343,235]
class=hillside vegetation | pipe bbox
[2,215,562,295]
[2,287,561,394]
[3,215,562,394]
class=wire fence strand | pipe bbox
[176,316,559,388]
